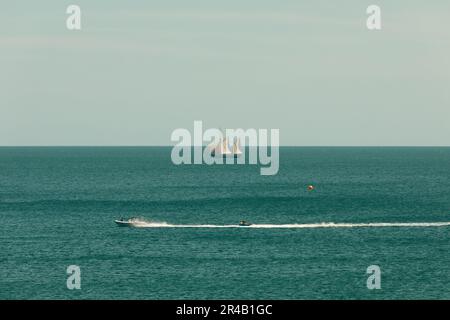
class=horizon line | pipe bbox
[0,145,449,148]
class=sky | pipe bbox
[1,0,449,146]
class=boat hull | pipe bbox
[114,220,135,227]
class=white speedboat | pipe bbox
[114,217,138,227]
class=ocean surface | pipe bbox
[1,147,450,299]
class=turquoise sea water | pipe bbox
[1,147,450,299]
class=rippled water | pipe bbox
[1,147,450,299]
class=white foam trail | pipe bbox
[132,221,450,229]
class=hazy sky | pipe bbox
[1,0,449,146]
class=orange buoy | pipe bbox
[307,185,315,191]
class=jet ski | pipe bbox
[239,220,252,227]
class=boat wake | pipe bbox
[131,221,450,229]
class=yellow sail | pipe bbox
[232,138,242,155]
[221,138,232,154]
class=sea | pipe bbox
[1,147,450,299]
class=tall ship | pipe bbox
[208,137,242,157]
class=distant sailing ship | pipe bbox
[208,136,242,157]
